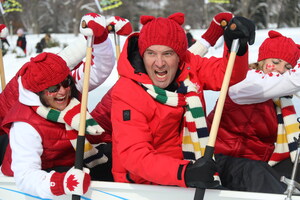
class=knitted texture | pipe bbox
[32,98,108,168]
[50,168,91,196]
[138,12,188,61]
[141,78,209,161]
[258,30,300,67]
[50,171,66,195]
[106,16,133,35]
[80,13,108,44]
[202,12,234,46]
[19,52,70,93]
[268,97,300,166]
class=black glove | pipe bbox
[184,156,218,188]
[224,16,256,56]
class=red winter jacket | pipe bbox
[207,95,278,162]
[1,101,75,175]
[1,101,108,176]
[91,88,113,140]
[0,75,19,135]
[110,33,249,187]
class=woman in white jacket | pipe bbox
[207,30,300,193]
[0,13,132,198]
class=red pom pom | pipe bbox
[168,12,184,25]
[268,30,283,38]
[31,52,48,62]
[140,15,155,25]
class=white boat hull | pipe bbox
[1,176,299,200]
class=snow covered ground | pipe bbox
[1,27,300,115]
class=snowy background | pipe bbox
[1,27,300,115]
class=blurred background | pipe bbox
[0,0,299,36]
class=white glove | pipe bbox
[50,167,91,196]
[79,13,108,44]
[106,16,133,35]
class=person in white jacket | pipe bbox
[0,13,132,198]
[207,30,300,193]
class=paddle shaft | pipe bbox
[194,39,240,200]
[108,25,120,60]
[72,22,94,200]
[0,40,6,90]
[114,33,120,60]
[207,39,239,147]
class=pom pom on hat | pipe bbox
[138,12,188,61]
[258,30,300,67]
[19,52,70,93]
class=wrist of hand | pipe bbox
[201,21,224,46]
[50,172,66,196]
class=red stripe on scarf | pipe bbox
[282,105,297,116]
[64,103,81,125]
[186,120,197,132]
[185,91,198,97]
[269,152,290,162]
[177,93,186,107]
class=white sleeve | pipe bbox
[229,69,300,104]
[72,38,115,92]
[188,38,210,57]
[57,35,86,70]
[10,122,54,199]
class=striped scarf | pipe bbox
[32,98,108,168]
[141,78,209,161]
[268,97,300,166]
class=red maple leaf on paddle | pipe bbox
[66,174,79,191]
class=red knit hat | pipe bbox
[138,12,188,61]
[258,30,300,67]
[19,52,70,93]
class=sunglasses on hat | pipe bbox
[46,76,72,93]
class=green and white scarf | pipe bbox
[32,98,108,168]
[141,78,209,161]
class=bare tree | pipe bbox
[1,0,299,34]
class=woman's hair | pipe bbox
[249,60,264,71]
[38,75,78,107]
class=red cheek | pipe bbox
[266,64,275,70]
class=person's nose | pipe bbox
[154,55,165,67]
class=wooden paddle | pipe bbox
[193,37,240,200]
[72,20,94,200]
[107,25,120,60]
[0,40,6,90]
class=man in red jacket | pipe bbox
[108,12,255,188]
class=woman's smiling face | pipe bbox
[41,77,72,110]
